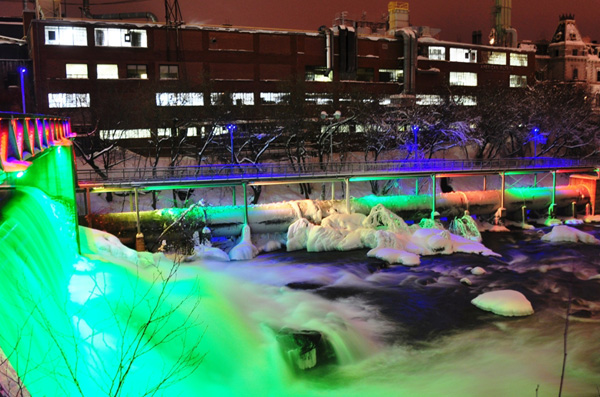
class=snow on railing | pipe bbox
[76,157,600,186]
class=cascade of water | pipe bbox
[0,188,79,395]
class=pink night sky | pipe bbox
[4,0,600,43]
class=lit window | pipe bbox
[379,97,392,106]
[126,64,148,79]
[509,75,527,88]
[259,92,285,104]
[156,92,204,106]
[428,46,446,60]
[99,129,152,139]
[97,64,118,79]
[45,26,87,46]
[48,93,90,108]
[305,66,332,82]
[94,28,147,47]
[449,72,477,86]
[484,51,506,65]
[159,65,179,80]
[452,95,477,106]
[379,69,403,82]
[416,94,443,105]
[509,53,528,67]
[305,93,332,105]
[232,92,254,105]
[66,63,88,79]
[211,93,227,105]
[450,48,477,63]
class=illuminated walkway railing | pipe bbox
[0,112,74,172]
[77,157,600,189]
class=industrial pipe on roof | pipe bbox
[81,0,158,22]
[398,27,417,94]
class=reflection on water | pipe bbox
[1,188,599,396]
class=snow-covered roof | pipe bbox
[418,36,534,53]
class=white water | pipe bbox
[1,188,600,396]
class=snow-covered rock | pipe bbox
[471,290,534,317]
[471,267,486,276]
[367,247,420,266]
[541,225,600,244]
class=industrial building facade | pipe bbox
[21,14,535,135]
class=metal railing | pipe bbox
[76,157,600,187]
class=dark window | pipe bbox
[572,49,578,56]
[159,65,179,80]
[573,68,578,80]
[597,70,600,82]
[356,68,374,82]
[48,30,56,41]
[127,64,148,79]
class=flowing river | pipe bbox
[1,187,599,396]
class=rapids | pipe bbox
[1,187,600,396]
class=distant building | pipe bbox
[0,16,31,113]
[5,2,535,138]
[535,14,600,107]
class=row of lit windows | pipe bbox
[65,63,177,80]
[416,95,477,106]
[304,66,403,83]
[47,91,406,109]
[99,125,257,140]
[448,72,527,88]
[45,26,147,48]
[427,46,528,67]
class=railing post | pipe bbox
[345,177,350,214]
[431,174,436,218]
[84,188,91,222]
[499,172,506,221]
[331,181,335,200]
[483,175,487,191]
[243,183,248,224]
[550,171,557,217]
[134,187,146,252]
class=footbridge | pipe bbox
[76,157,600,225]
[76,158,600,191]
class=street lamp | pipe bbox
[227,123,237,165]
[19,66,26,113]
[529,127,547,187]
[411,125,419,160]
[411,125,420,194]
[227,123,238,205]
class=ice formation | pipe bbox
[229,224,259,260]
[285,204,500,266]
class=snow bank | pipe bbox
[471,290,534,317]
[541,225,600,245]
[79,226,155,266]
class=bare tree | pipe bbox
[0,256,205,397]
